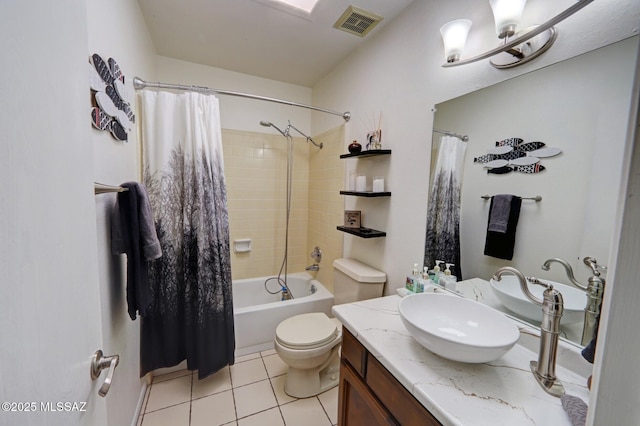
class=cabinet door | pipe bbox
[366,355,442,426]
[338,360,398,426]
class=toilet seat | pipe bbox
[275,313,338,350]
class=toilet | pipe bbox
[274,258,386,398]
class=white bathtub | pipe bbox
[233,272,335,356]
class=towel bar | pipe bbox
[481,194,542,202]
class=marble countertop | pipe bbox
[332,278,592,426]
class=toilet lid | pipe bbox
[276,313,338,350]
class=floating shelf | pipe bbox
[340,149,391,159]
[336,226,386,238]
[340,191,391,197]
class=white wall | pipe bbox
[156,56,313,135]
[86,0,158,424]
[433,38,637,284]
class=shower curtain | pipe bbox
[424,135,467,280]
[139,90,234,379]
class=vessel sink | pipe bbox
[489,276,587,324]
[398,293,520,363]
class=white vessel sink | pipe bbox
[489,276,587,324]
[398,293,520,363]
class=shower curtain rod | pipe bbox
[133,77,351,122]
[433,128,469,142]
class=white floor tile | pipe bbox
[191,390,236,426]
[318,386,339,425]
[136,354,339,426]
[280,398,332,426]
[260,349,276,356]
[270,376,297,406]
[145,375,192,413]
[230,358,268,387]
[263,353,288,378]
[141,402,190,426]
[233,380,278,419]
[192,366,232,399]
[237,407,284,426]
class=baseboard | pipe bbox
[131,381,148,426]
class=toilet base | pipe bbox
[284,348,340,398]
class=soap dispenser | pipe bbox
[431,260,443,284]
[406,263,420,292]
[412,263,420,278]
[422,267,429,280]
[442,263,457,291]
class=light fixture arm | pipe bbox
[443,0,593,68]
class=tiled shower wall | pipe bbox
[222,126,344,292]
[306,126,345,293]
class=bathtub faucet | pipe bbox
[306,246,322,272]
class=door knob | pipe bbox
[91,350,119,397]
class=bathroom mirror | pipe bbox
[426,37,638,345]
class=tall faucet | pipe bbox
[493,266,565,397]
[541,257,606,345]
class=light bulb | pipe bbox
[440,19,472,63]
[489,0,527,39]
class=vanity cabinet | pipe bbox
[337,150,391,238]
[338,327,442,426]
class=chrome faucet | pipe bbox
[306,246,322,271]
[541,257,606,345]
[493,266,565,397]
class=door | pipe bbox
[0,1,109,425]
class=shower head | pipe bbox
[259,120,288,137]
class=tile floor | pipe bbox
[137,349,338,426]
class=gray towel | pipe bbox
[111,182,162,320]
[112,182,162,261]
[488,194,514,233]
[561,394,587,426]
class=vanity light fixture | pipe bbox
[440,19,473,63]
[440,0,593,69]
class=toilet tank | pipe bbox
[333,258,386,305]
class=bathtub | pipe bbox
[233,272,335,356]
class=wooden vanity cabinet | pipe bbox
[338,327,442,426]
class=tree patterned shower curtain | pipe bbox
[139,90,234,379]
[424,135,467,280]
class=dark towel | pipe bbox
[484,195,522,260]
[581,313,600,364]
[111,182,162,320]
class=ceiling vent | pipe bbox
[333,5,383,38]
